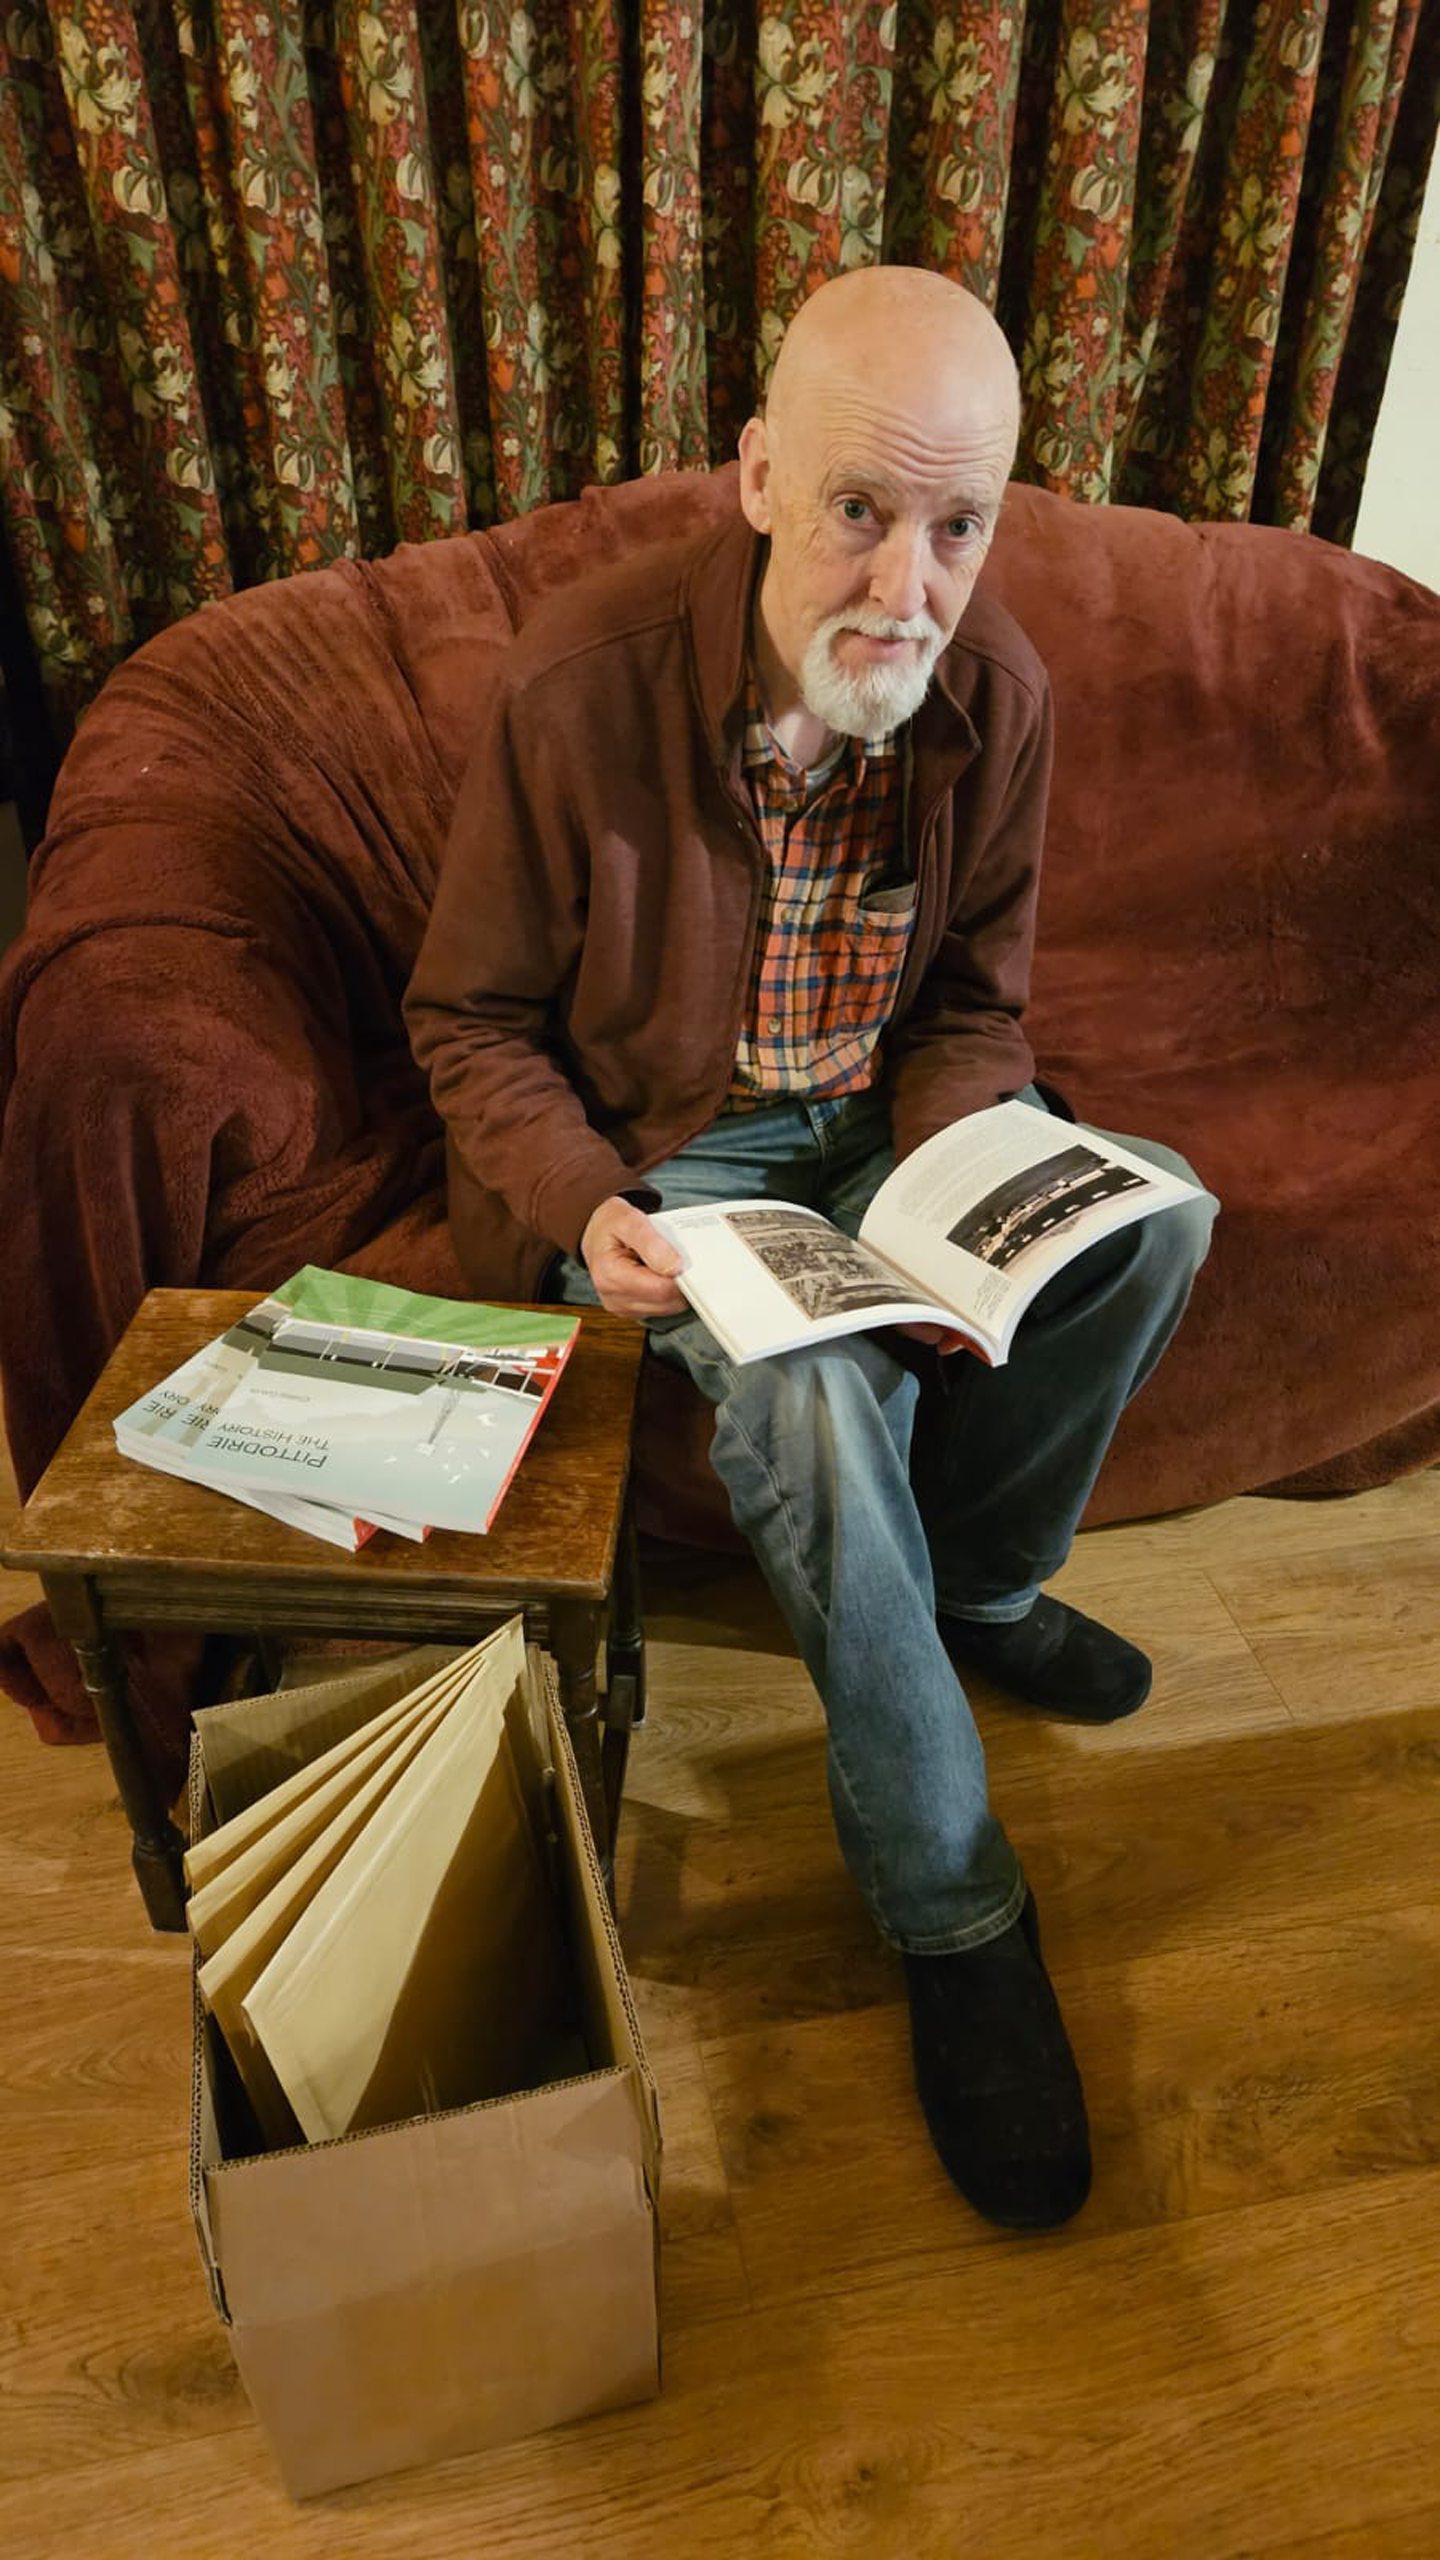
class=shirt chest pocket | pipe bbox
[812,886,917,1041]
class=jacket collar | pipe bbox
[684,508,764,781]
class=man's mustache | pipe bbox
[824,608,945,649]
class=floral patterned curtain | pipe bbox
[1,1,1436,743]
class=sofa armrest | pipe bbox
[0,923,354,1493]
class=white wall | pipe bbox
[1352,140,1440,591]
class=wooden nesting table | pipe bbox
[2,1289,648,1931]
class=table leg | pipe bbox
[44,1575,187,1933]
[548,1598,610,1865]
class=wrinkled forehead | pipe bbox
[773,368,1017,507]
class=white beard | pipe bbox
[799,606,946,739]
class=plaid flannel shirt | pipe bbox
[728,671,913,1107]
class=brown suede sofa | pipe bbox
[3,464,1438,1783]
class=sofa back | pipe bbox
[25,460,1437,1128]
[5,465,1437,1519]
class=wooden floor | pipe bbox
[2,1460,1438,2559]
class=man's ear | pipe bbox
[737,415,773,534]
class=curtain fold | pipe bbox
[1,0,1435,737]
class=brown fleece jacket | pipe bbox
[404,504,1053,1297]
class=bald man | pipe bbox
[406,268,1215,2232]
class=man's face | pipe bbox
[739,374,1015,736]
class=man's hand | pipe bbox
[894,1320,976,1358]
[581,1196,687,1320]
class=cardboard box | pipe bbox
[187,1645,661,2499]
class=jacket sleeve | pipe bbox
[403,670,635,1256]
[885,671,1052,1156]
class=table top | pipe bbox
[3,1290,646,1605]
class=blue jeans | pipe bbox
[551,1086,1216,1953]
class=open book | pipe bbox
[653,1099,1206,1368]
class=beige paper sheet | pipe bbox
[197,1628,520,2146]
[239,1619,567,2142]
[185,1645,459,1884]
[187,1667,474,1958]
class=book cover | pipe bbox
[181,1269,580,1534]
[113,1337,382,1549]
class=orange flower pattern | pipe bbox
[1,1,1435,732]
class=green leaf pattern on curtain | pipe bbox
[191,4,357,570]
[887,5,1028,295]
[1257,0,1428,529]
[1,0,1435,728]
[1011,4,1152,497]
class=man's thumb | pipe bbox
[610,1197,682,1275]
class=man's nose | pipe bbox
[868,526,930,623]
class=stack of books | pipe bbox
[187,1620,585,2150]
[114,1266,579,1549]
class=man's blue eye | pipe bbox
[840,499,869,523]
[947,516,980,540]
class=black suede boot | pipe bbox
[938,1593,1152,1723]
[902,1893,1091,2230]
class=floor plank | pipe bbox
[615,1695,1440,2044]
[2,1461,1437,2557]
[1246,2507,1440,2560]
[696,1902,1440,2306]
[1116,1467,1440,1566]
[1202,1533,1440,1722]
[1,2146,248,2487]
[0,1938,192,2186]
[3,2169,1437,2560]
[1039,1544,1294,1744]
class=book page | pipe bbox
[651,1198,956,1365]
[863,1101,1204,1361]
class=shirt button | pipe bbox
[768,1017,783,1032]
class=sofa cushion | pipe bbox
[2,468,1437,1778]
